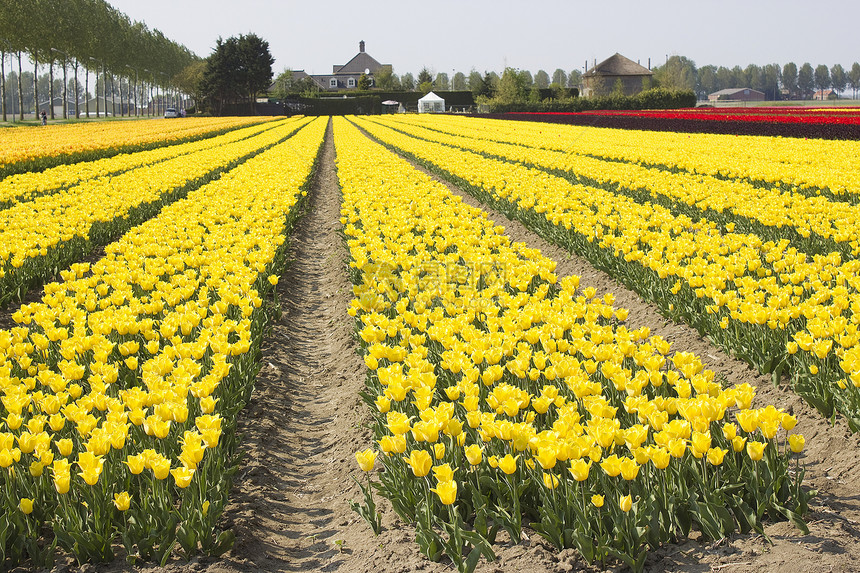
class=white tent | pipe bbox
[417,91,445,113]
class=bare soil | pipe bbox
[35,124,860,573]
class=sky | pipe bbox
[107,0,860,77]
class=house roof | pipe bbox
[584,53,652,77]
[334,51,386,75]
[709,88,765,96]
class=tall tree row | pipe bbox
[653,56,859,100]
[0,0,198,118]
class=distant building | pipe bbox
[708,88,766,102]
[813,89,837,100]
[282,41,392,92]
[582,53,653,97]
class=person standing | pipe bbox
[40,109,47,125]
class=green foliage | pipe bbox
[0,0,197,103]
[200,33,274,115]
[374,66,396,90]
[495,67,529,104]
[417,67,433,86]
[358,73,371,91]
[797,63,814,98]
[485,88,696,113]
[849,63,860,98]
[814,64,831,93]
[652,56,697,92]
[470,71,495,100]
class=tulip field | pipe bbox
[1,112,858,572]
[0,116,326,567]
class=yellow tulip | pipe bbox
[431,480,457,505]
[355,448,378,472]
[171,466,195,488]
[592,494,605,508]
[432,463,455,483]
[600,454,622,478]
[464,444,483,466]
[535,446,557,470]
[620,494,633,512]
[498,454,519,475]
[19,498,34,515]
[125,453,146,475]
[789,434,805,453]
[706,447,728,466]
[620,457,640,480]
[542,472,560,489]
[113,491,131,511]
[746,441,767,461]
[404,450,433,477]
[569,458,591,482]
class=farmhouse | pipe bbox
[708,88,766,103]
[302,41,392,91]
[582,53,653,97]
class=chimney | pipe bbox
[359,40,365,53]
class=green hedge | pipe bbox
[486,89,696,113]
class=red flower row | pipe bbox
[518,108,860,126]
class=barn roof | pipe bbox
[709,88,765,96]
[584,53,652,77]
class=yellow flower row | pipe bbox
[400,113,860,199]
[0,117,312,305]
[334,117,807,569]
[0,116,269,175]
[0,117,327,565]
[378,115,860,256]
[0,119,287,210]
[353,116,860,430]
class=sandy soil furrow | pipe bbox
[181,122,581,573]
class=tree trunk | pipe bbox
[85,64,89,118]
[49,59,55,119]
[119,76,124,117]
[1,50,6,122]
[109,73,115,117]
[73,60,78,118]
[62,59,68,119]
[17,52,24,120]
[33,51,39,118]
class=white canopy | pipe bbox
[418,91,445,113]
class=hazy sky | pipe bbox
[108,0,859,76]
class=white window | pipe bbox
[348,78,356,87]
[330,78,337,88]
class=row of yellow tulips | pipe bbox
[334,117,808,573]
[400,114,860,201]
[0,120,284,211]
[0,116,327,567]
[352,116,860,432]
[378,116,860,258]
[0,117,311,308]
[0,117,270,180]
